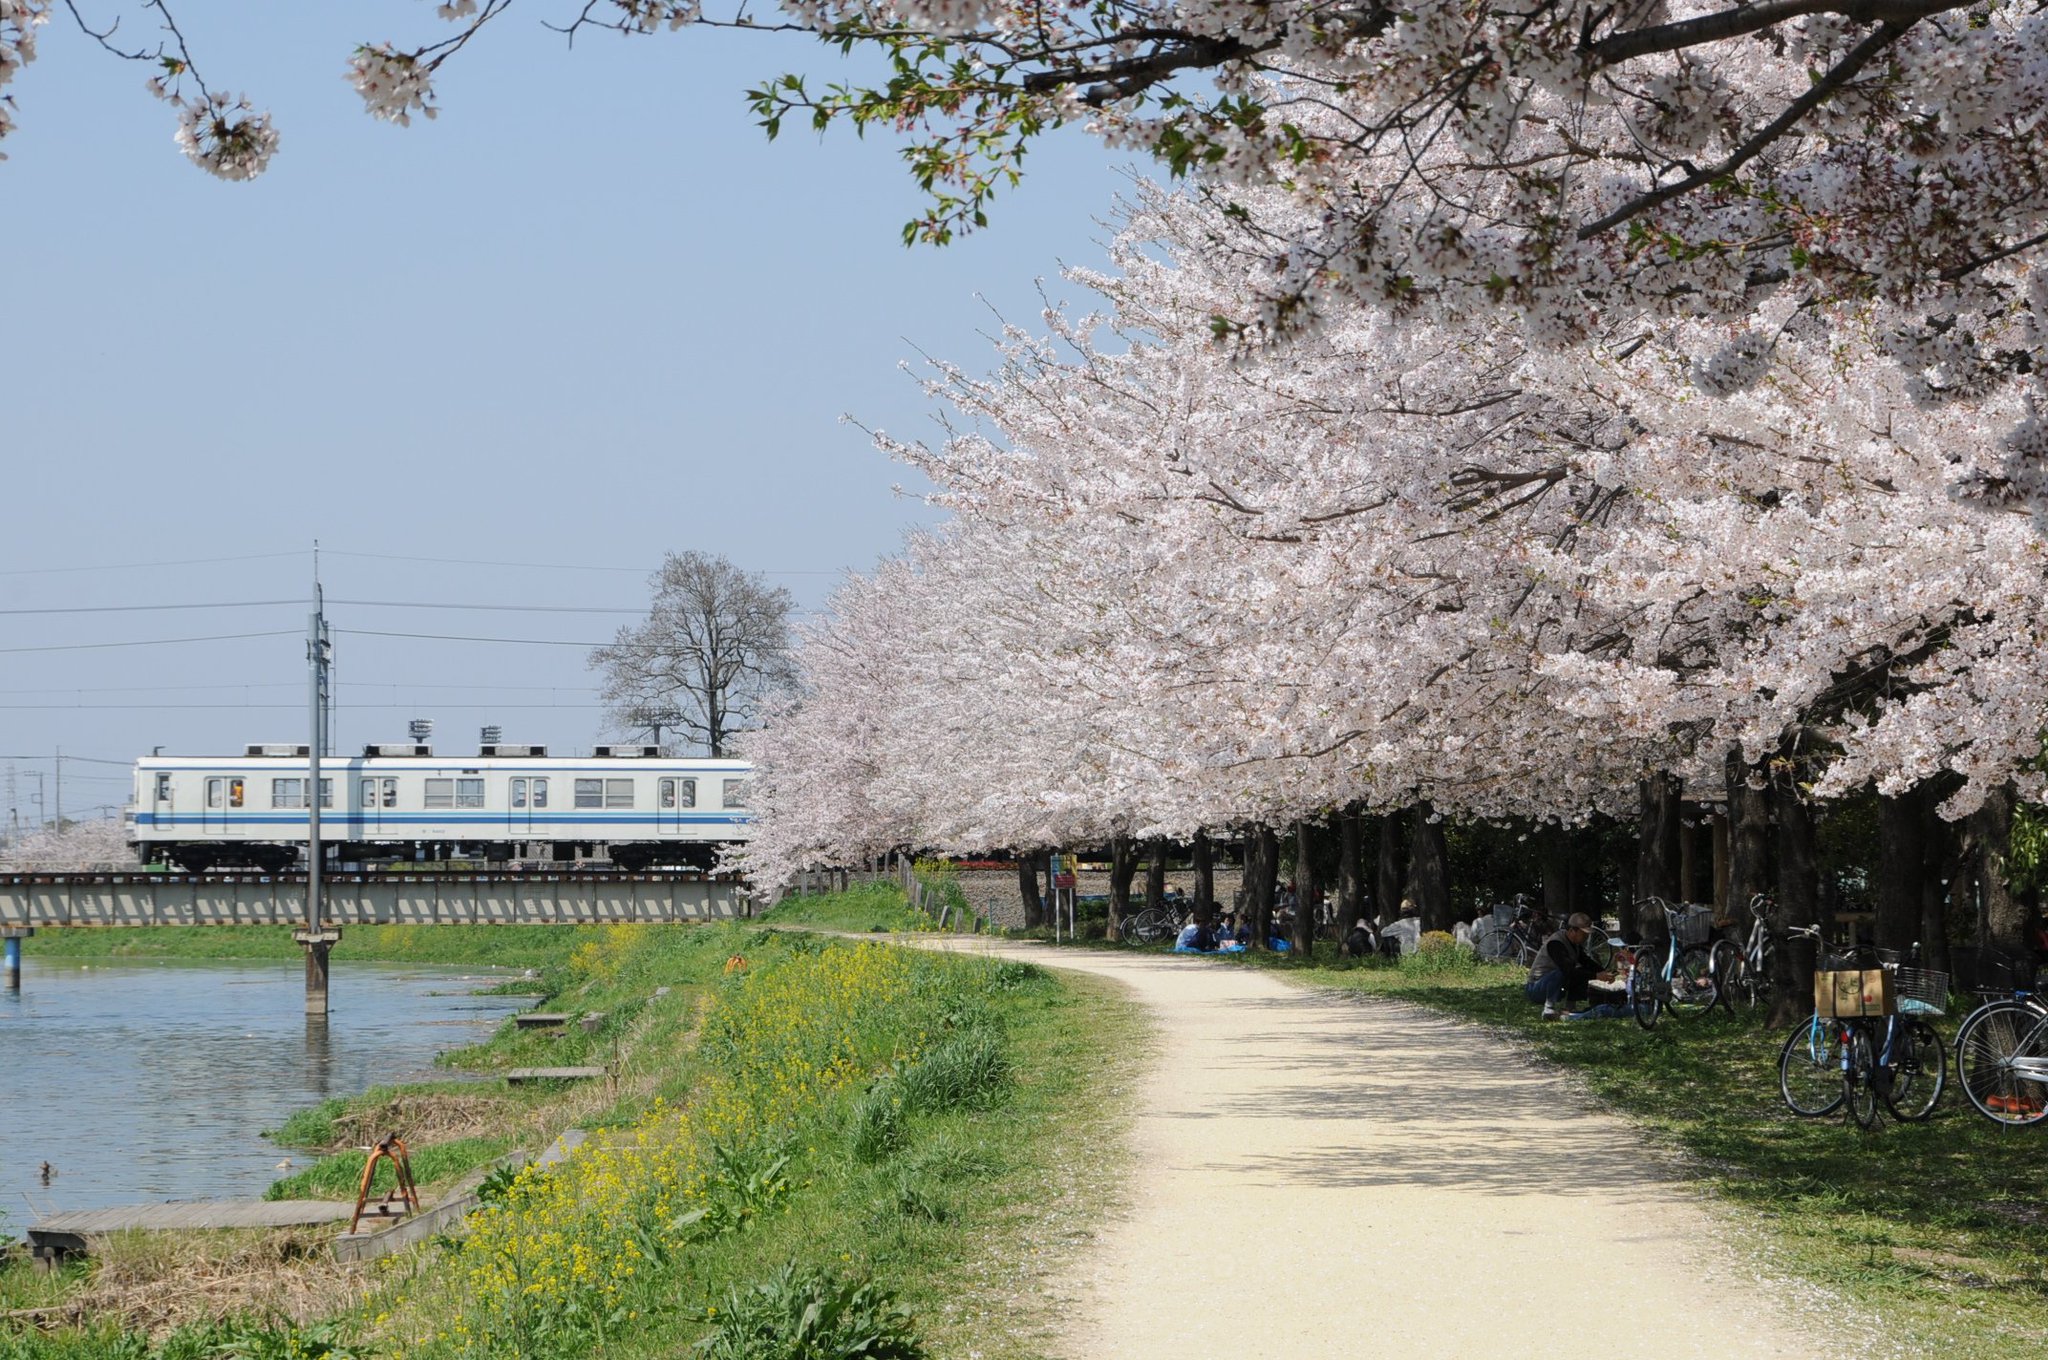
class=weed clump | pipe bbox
[693,1262,924,1360]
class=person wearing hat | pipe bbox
[1524,912,1613,1019]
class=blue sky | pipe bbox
[1,3,1131,821]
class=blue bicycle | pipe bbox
[1625,899,1720,1029]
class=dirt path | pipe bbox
[931,939,1821,1360]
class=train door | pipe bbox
[152,772,174,834]
[508,777,547,836]
[361,777,396,835]
[202,776,240,835]
[657,776,693,836]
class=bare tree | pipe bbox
[590,552,794,757]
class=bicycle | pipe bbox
[1710,893,1773,1012]
[1625,899,1719,1029]
[1778,933,1946,1127]
[1121,902,1185,945]
[1952,953,2048,1126]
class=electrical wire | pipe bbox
[0,551,304,577]
[0,600,306,616]
[0,630,301,655]
[337,628,614,647]
[327,599,644,614]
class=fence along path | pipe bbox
[927,939,1836,1360]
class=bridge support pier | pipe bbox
[2,928,27,991]
[294,928,342,1016]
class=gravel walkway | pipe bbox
[930,939,1815,1360]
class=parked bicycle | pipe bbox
[1710,893,1774,1012]
[1472,896,1548,967]
[1625,899,1719,1029]
[1121,902,1186,945]
[1951,953,2048,1126]
[1777,932,1946,1127]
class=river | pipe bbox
[0,956,530,1224]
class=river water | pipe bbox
[0,956,530,1224]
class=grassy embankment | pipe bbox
[1,898,1142,1360]
[1175,938,2047,1360]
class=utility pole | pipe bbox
[297,555,339,1017]
[53,747,61,831]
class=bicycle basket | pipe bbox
[1887,964,1950,1017]
[1665,903,1714,947]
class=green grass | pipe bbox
[21,923,640,969]
[758,884,940,934]
[263,1135,515,1201]
[1231,947,2048,1359]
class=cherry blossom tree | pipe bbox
[738,181,2048,893]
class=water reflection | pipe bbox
[0,956,527,1218]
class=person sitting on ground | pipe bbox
[1342,916,1378,959]
[1174,915,1219,952]
[1524,912,1613,1019]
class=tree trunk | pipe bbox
[1540,824,1571,921]
[1193,831,1216,924]
[1293,821,1318,956]
[1633,772,1682,938]
[1725,749,1772,928]
[1248,824,1279,950]
[1921,802,1965,980]
[1876,786,1927,953]
[1107,835,1139,942]
[1336,808,1365,938]
[1375,814,1406,927]
[1144,838,1167,920]
[1974,784,2029,963]
[1408,805,1451,935]
[1017,853,1045,930]
[1769,766,1822,1027]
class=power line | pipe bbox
[0,630,300,655]
[323,548,840,576]
[0,680,598,696]
[0,702,599,711]
[0,754,137,766]
[328,599,644,614]
[337,628,614,647]
[0,600,306,617]
[0,551,304,577]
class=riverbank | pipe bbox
[1,907,1144,1360]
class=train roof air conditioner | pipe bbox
[592,745,661,758]
[245,744,311,757]
[479,744,547,757]
[364,743,433,757]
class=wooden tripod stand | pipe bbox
[347,1133,421,1234]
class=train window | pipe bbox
[424,778,455,809]
[229,778,244,808]
[206,780,223,809]
[511,779,526,810]
[361,778,377,808]
[722,779,748,809]
[272,778,304,809]
[319,778,334,809]
[658,778,674,809]
[456,778,485,808]
[605,778,634,809]
[678,777,696,808]
[532,778,548,808]
[575,778,603,808]
[659,778,695,809]
[155,774,172,801]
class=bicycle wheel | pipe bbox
[1956,1002,2048,1127]
[1667,944,1720,1017]
[1778,1018,1846,1117]
[1128,909,1169,945]
[1709,939,1741,1011]
[1629,955,1661,1030]
[1883,1018,1946,1122]
[1845,1026,1881,1129]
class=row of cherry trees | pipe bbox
[739,182,2048,987]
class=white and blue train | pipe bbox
[128,742,751,873]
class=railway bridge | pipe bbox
[0,869,753,1009]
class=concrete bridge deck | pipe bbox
[0,870,751,928]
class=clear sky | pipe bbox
[2,3,1131,825]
